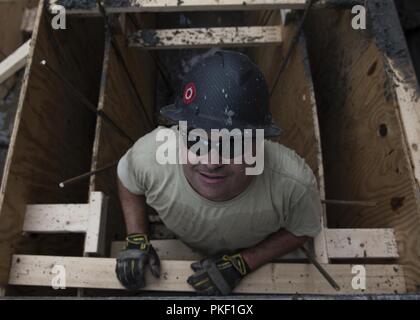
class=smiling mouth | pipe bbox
[198,172,227,184]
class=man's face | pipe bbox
[181,130,255,202]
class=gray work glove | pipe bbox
[115,234,160,290]
[187,252,250,295]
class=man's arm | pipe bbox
[117,177,149,235]
[241,229,309,271]
[186,229,309,295]
[116,177,161,290]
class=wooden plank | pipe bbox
[23,204,89,233]
[8,255,406,294]
[49,0,306,14]
[326,229,399,259]
[23,192,108,254]
[304,4,420,292]
[85,192,108,254]
[110,239,306,260]
[110,228,399,260]
[0,40,30,85]
[128,26,282,49]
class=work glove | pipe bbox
[115,234,160,290]
[187,252,251,295]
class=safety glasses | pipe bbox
[181,129,254,159]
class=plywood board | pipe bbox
[23,204,89,233]
[304,4,420,291]
[326,229,399,259]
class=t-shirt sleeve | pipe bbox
[117,148,146,195]
[285,184,323,238]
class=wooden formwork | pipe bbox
[304,0,420,292]
[0,0,418,296]
[0,1,105,296]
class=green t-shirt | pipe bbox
[117,127,322,255]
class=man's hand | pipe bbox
[115,234,160,290]
[187,252,250,295]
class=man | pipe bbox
[115,50,322,295]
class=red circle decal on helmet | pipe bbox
[183,82,196,105]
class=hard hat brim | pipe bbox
[160,103,282,137]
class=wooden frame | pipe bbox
[49,0,307,15]
[0,2,105,290]
[128,26,283,49]
[304,0,420,291]
[23,192,108,254]
[2,0,420,296]
[9,255,406,294]
[110,229,399,260]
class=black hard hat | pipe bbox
[160,50,282,137]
